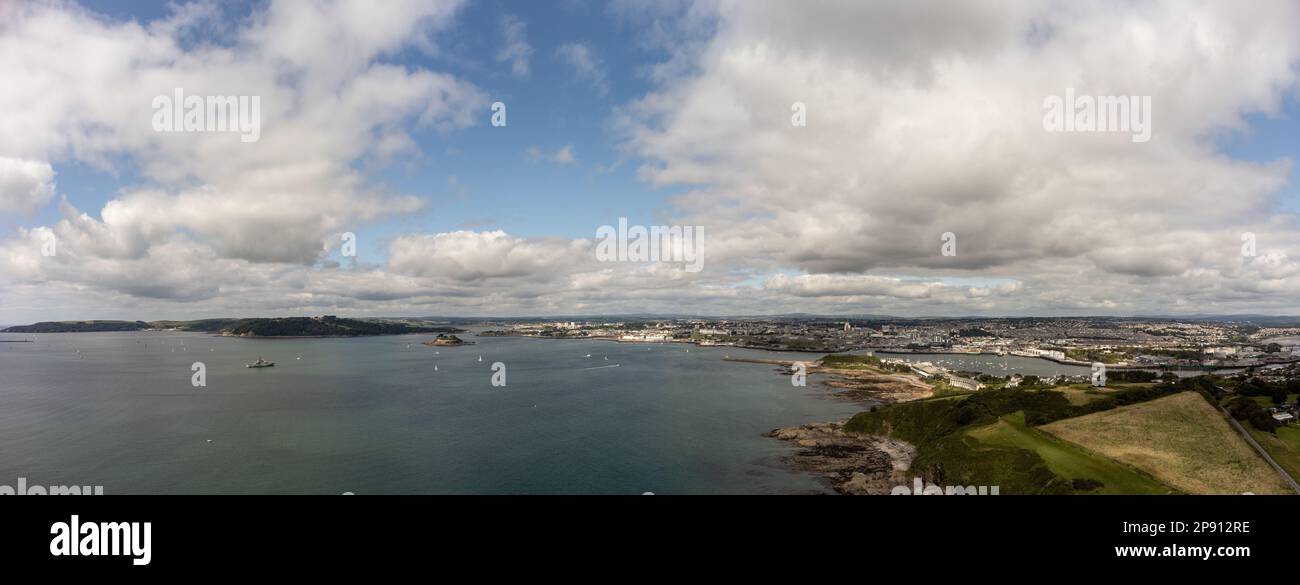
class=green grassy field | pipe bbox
[1042,392,1291,494]
[967,412,1174,494]
[1044,386,1106,406]
[1247,425,1300,483]
[818,354,885,370]
[928,380,975,398]
[1248,393,1299,408]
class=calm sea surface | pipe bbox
[0,330,860,494]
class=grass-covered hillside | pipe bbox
[841,377,1250,494]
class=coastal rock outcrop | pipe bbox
[764,421,915,495]
[818,370,933,403]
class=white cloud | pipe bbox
[3,0,1300,321]
[616,0,1300,314]
[0,157,55,215]
[388,230,590,282]
[550,144,578,165]
[497,14,533,77]
[556,42,609,94]
[0,0,484,263]
[761,273,1023,304]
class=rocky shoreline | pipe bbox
[725,357,935,404]
[816,368,933,403]
[765,421,915,495]
[735,355,930,493]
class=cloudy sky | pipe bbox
[1,0,1298,322]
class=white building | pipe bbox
[1028,348,1066,361]
[1204,346,1236,359]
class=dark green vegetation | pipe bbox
[3,316,463,337]
[3,320,150,333]
[845,390,1072,493]
[1065,348,1126,364]
[1105,370,1164,383]
[1233,377,1300,404]
[819,353,911,373]
[1204,376,1300,432]
[1064,346,1212,364]
[820,354,880,368]
[1225,396,1279,432]
[152,319,239,332]
[843,377,1218,494]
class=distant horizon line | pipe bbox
[6,312,1300,326]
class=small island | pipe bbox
[422,334,474,347]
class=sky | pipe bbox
[0,0,1298,322]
